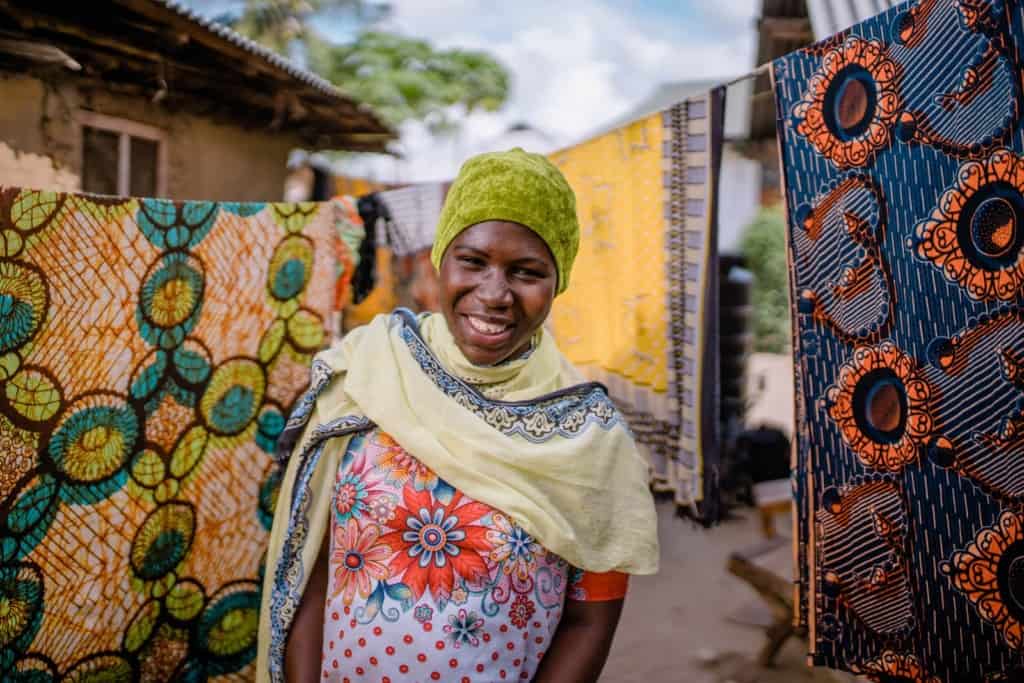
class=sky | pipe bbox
[187,1,760,181]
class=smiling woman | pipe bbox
[257,148,659,683]
[439,221,556,366]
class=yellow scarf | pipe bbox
[257,310,658,681]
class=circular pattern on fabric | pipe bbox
[47,395,138,486]
[944,511,1024,649]
[5,367,61,423]
[130,449,166,489]
[137,254,205,350]
[196,582,260,675]
[129,350,167,403]
[956,184,1024,270]
[928,436,956,469]
[8,189,66,243]
[4,474,59,538]
[824,65,877,140]
[822,487,843,514]
[124,599,162,653]
[267,236,314,302]
[793,36,899,167]
[271,203,319,235]
[914,150,1024,300]
[286,309,326,352]
[2,475,58,562]
[0,563,43,651]
[136,199,218,250]
[826,342,932,471]
[166,579,206,622]
[971,197,1017,258]
[255,407,285,455]
[62,654,134,683]
[172,341,212,388]
[853,369,908,444]
[130,503,195,581]
[6,655,56,683]
[199,360,265,436]
[0,261,47,355]
[1005,550,1024,619]
[258,466,282,531]
[257,319,286,364]
[168,425,208,480]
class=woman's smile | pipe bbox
[460,313,516,346]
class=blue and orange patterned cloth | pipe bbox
[774,0,1024,679]
[0,189,361,679]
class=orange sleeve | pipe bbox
[567,569,629,602]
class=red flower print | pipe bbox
[331,517,390,605]
[373,432,439,491]
[380,487,494,602]
[509,594,535,629]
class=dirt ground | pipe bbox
[600,501,858,683]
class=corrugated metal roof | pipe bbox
[156,0,373,113]
[806,0,904,40]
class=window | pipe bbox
[78,111,166,197]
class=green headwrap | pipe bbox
[430,148,580,294]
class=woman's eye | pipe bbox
[513,268,542,279]
[459,256,484,267]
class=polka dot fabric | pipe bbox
[318,430,627,681]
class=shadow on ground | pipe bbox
[601,501,858,683]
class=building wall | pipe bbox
[0,73,299,201]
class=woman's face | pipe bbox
[439,220,557,366]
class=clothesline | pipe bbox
[720,61,772,89]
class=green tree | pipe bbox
[223,1,387,56]
[740,206,791,353]
[222,1,510,131]
[310,32,509,133]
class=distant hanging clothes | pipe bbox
[774,1,1024,680]
[377,182,446,256]
[351,193,390,305]
[331,195,365,314]
[0,188,357,678]
[547,90,723,522]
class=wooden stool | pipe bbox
[727,536,805,666]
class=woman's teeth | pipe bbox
[467,316,511,335]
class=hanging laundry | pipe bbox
[0,188,359,679]
[331,194,365,317]
[547,91,723,521]
[377,182,446,256]
[350,193,389,305]
[774,0,1024,679]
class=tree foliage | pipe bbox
[310,32,509,132]
[740,206,791,354]
[222,1,510,131]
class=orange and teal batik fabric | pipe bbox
[0,188,359,680]
[774,0,1024,679]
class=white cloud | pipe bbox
[339,1,758,182]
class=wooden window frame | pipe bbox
[77,110,168,197]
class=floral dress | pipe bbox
[319,429,628,682]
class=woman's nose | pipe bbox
[476,270,514,307]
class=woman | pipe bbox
[258,148,659,682]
